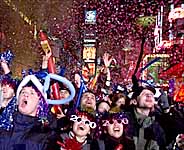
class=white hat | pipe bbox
[16,75,46,100]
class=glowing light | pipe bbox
[156,40,173,50]
[168,7,184,22]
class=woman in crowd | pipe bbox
[98,112,135,150]
[109,92,129,113]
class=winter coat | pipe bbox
[0,111,55,150]
[97,134,135,150]
[126,108,166,150]
[155,105,184,150]
[55,131,100,150]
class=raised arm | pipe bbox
[42,51,52,69]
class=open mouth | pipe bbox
[20,99,28,107]
[79,126,84,130]
[86,101,92,105]
[23,100,28,105]
[146,99,153,103]
[2,91,7,95]
[113,127,120,132]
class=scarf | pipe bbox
[0,96,17,131]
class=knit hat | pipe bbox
[131,74,156,100]
[131,86,156,100]
[16,75,48,118]
[16,75,46,99]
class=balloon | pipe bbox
[43,73,75,105]
[140,57,160,73]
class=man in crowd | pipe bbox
[0,75,55,150]
[127,86,166,150]
[80,91,97,113]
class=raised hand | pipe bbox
[103,52,113,68]
[0,59,10,74]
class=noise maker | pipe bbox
[39,31,52,54]
[39,31,60,100]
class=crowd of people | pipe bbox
[0,51,183,150]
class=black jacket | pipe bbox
[98,134,135,150]
[0,112,56,150]
[126,108,166,150]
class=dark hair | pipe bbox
[97,100,111,109]
[58,82,71,94]
[1,77,19,92]
[22,81,42,97]
[131,86,156,100]
[102,112,129,135]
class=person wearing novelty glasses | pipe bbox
[98,112,135,150]
[57,111,99,150]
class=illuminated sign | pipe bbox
[142,54,170,85]
[168,7,184,22]
[156,40,173,50]
[85,10,97,24]
[82,63,96,82]
[88,63,96,75]
[83,46,96,60]
[174,83,184,103]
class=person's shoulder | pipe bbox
[124,108,136,122]
[121,136,135,150]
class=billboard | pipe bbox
[82,46,96,61]
[85,10,97,24]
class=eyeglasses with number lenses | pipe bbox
[108,118,128,125]
[70,115,96,129]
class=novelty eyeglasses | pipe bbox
[108,118,129,125]
[70,115,96,129]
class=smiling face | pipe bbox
[107,119,124,139]
[137,89,155,109]
[72,115,91,138]
[18,86,40,117]
[80,92,96,110]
